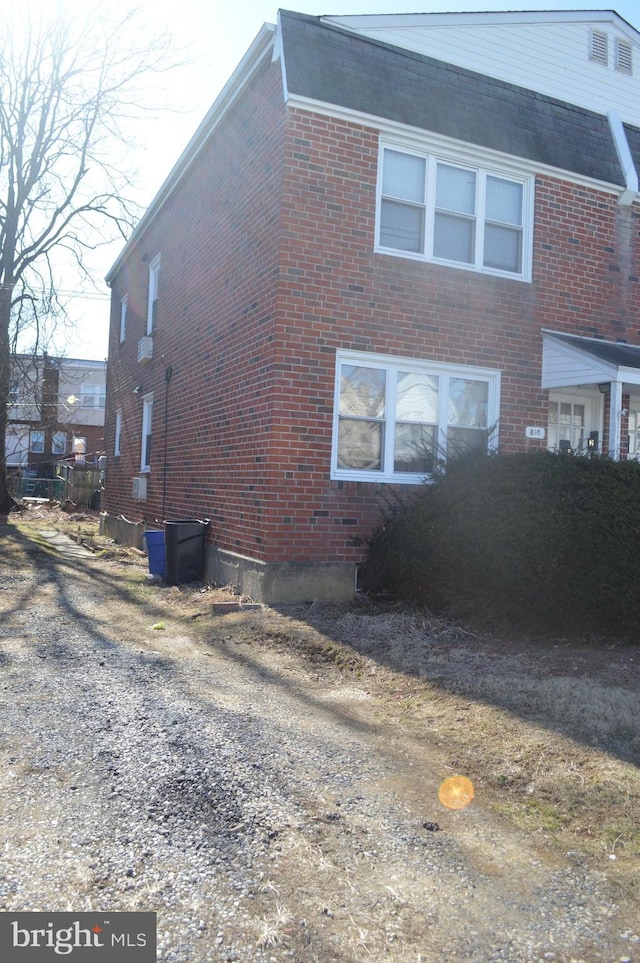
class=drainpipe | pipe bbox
[161,364,172,519]
[607,110,638,207]
[608,380,623,458]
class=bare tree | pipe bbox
[0,3,174,514]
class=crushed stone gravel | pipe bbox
[0,529,638,962]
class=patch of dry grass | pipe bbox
[5,507,639,893]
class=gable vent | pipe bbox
[589,29,608,65]
[615,38,633,75]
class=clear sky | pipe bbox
[32,0,640,360]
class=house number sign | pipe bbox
[525,426,546,439]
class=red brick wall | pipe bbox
[105,55,286,554]
[105,86,640,567]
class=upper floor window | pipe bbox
[119,296,128,343]
[8,383,20,405]
[147,255,160,335]
[377,143,532,280]
[332,350,500,484]
[80,384,106,409]
[30,430,45,453]
[52,432,67,456]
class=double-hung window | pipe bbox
[141,393,153,471]
[147,255,160,334]
[378,143,531,280]
[30,430,45,454]
[80,384,106,409]
[332,350,500,483]
[114,409,122,457]
[52,432,67,456]
[119,296,127,343]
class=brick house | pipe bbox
[7,354,106,475]
[102,8,640,602]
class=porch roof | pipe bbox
[541,330,640,390]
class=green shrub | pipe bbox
[366,451,640,637]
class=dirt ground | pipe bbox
[2,502,639,961]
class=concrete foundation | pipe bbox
[98,512,356,603]
[99,512,145,550]
[205,545,356,604]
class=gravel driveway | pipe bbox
[0,523,637,962]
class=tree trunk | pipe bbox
[0,282,18,516]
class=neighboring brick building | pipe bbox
[103,8,640,601]
[7,354,106,475]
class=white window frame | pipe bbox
[147,255,160,335]
[376,139,533,282]
[30,430,45,453]
[547,389,602,454]
[114,409,122,457]
[52,432,67,456]
[119,295,128,343]
[141,393,153,472]
[331,349,500,484]
[80,384,106,409]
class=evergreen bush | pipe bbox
[366,451,640,636]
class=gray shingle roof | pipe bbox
[280,10,624,186]
[549,332,640,369]
[623,123,640,178]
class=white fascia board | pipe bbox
[285,93,625,198]
[273,12,287,99]
[106,23,276,286]
[617,367,640,386]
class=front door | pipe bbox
[547,390,602,453]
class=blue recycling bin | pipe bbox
[164,519,209,585]
[143,529,166,578]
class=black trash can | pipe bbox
[164,519,210,585]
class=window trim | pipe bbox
[331,349,500,484]
[114,408,122,457]
[119,295,127,343]
[52,432,67,456]
[140,393,153,472]
[29,430,45,454]
[376,138,533,282]
[147,255,160,335]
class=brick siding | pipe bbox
[104,62,640,567]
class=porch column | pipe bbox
[608,380,623,458]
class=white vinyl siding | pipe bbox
[332,350,500,483]
[378,144,530,280]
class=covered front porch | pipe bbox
[541,330,640,458]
